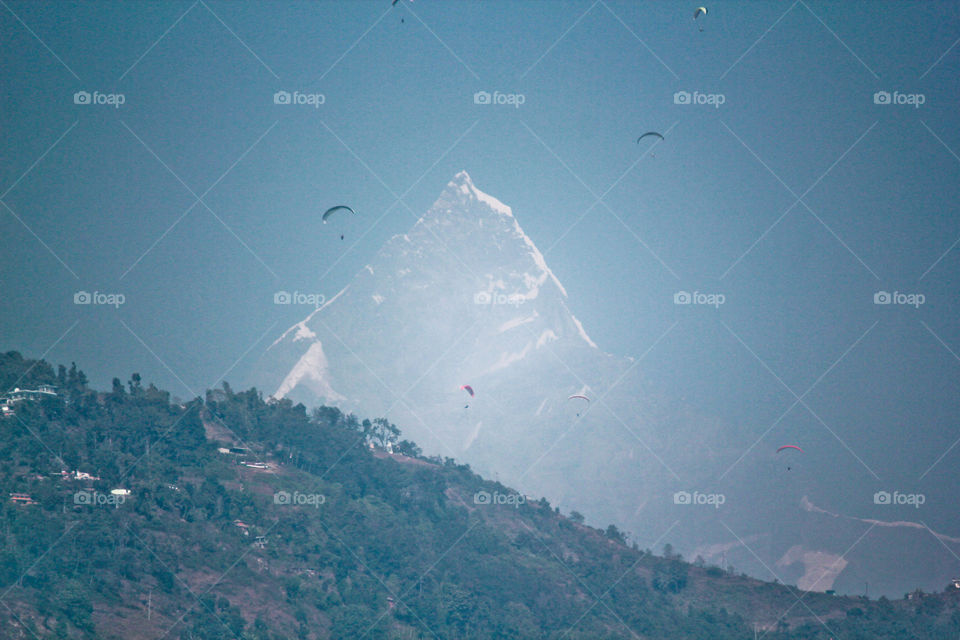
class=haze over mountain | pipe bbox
[254,172,960,598]
[255,170,718,535]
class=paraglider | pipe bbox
[322,205,354,223]
[568,394,590,417]
[460,384,474,408]
[694,6,707,31]
[636,132,664,158]
[636,132,664,144]
[323,205,354,241]
[777,444,803,470]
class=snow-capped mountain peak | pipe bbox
[428,171,569,302]
[448,170,514,218]
[257,172,599,409]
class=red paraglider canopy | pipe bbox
[776,445,804,453]
[460,385,474,397]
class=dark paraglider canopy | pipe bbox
[636,132,664,144]
[322,205,355,223]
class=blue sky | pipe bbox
[2,1,960,531]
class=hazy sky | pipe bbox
[2,1,959,531]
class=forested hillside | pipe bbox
[1,351,958,639]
